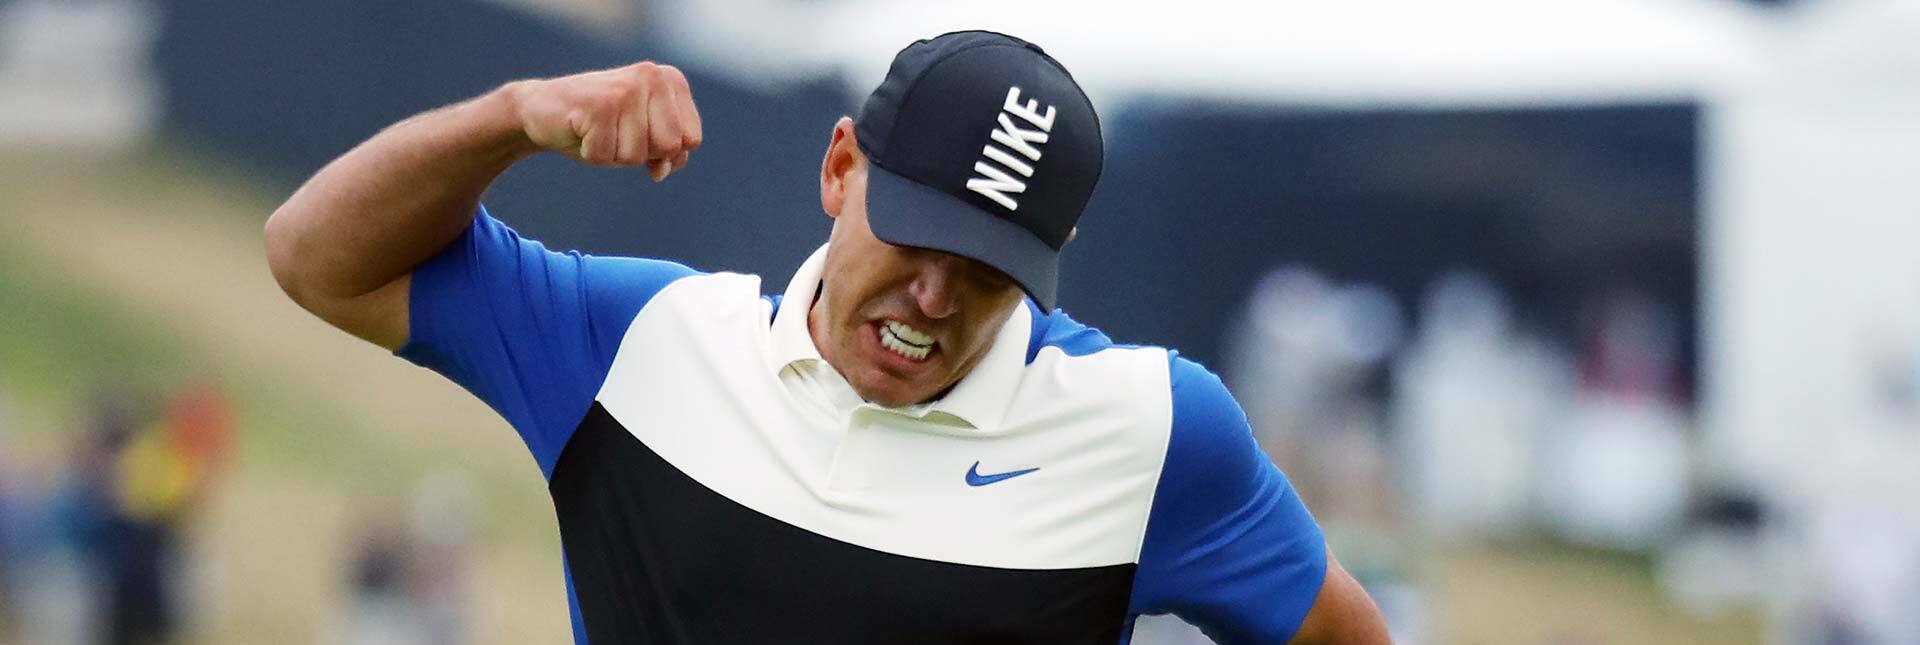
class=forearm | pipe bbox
[1288,550,1391,644]
[265,83,536,303]
[264,62,699,349]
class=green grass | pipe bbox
[0,253,197,430]
[0,242,542,516]
[0,198,516,486]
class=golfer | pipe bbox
[266,30,1388,645]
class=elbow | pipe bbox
[263,207,314,308]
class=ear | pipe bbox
[820,117,861,219]
[1065,227,1078,245]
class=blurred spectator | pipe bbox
[1,418,88,645]
[1576,288,1685,402]
[1659,491,1769,617]
[344,511,417,645]
[340,473,478,645]
[31,388,140,645]
[1394,270,1567,541]
[1226,265,1416,643]
[1225,265,1337,473]
[109,380,230,644]
[1226,265,1405,517]
[154,381,233,506]
[407,472,476,645]
[0,396,21,639]
[1,382,234,645]
[1539,289,1690,550]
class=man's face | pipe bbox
[811,126,1026,408]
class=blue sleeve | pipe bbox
[396,205,699,478]
[1127,354,1328,644]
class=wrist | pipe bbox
[477,80,546,160]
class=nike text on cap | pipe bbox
[855,30,1104,311]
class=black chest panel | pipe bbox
[547,403,1137,644]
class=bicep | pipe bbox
[298,273,412,351]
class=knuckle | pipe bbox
[604,81,640,103]
[590,91,638,119]
[631,60,666,82]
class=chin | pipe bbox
[848,374,932,408]
[854,386,918,408]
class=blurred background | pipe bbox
[2,0,1917,643]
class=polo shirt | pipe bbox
[398,207,1328,644]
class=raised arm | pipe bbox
[264,61,702,349]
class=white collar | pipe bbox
[767,244,1032,430]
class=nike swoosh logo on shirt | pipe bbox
[965,461,1040,487]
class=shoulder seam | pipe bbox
[571,271,753,444]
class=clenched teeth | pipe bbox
[884,320,934,346]
[879,320,933,360]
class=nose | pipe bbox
[906,255,963,319]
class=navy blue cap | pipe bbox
[855,30,1103,310]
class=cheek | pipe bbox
[841,262,916,315]
[830,276,880,322]
[956,298,1022,356]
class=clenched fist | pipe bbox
[509,61,703,181]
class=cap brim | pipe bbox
[864,162,1060,310]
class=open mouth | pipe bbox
[877,319,935,361]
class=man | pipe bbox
[267,30,1389,644]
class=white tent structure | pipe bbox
[1708,4,1920,642]
[1708,0,1920,502]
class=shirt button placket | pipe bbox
[823,407,884,498]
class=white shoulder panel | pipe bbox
[598,275,1175,569]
